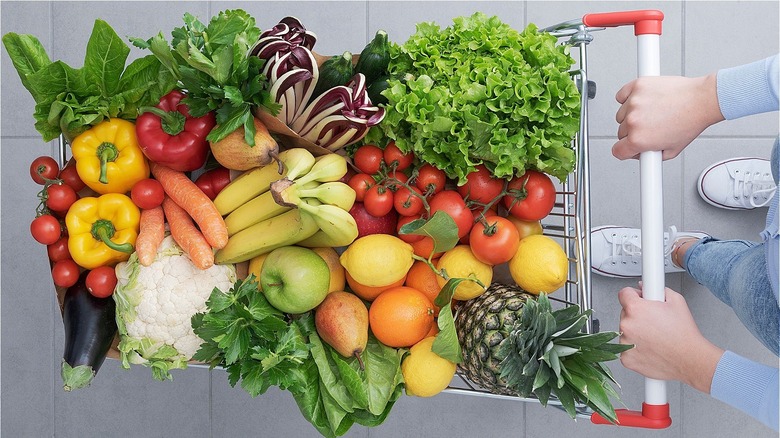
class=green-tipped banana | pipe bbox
[285,153,348,188]
[274,181,356,211]
[224,190,291,236]
[298,201,359,247]
[215,208,319,264]
[213,148,316,216]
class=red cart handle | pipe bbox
[591,403,672,429]
[583,10,664,35]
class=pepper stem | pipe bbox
[139,106,187,136]
[91,219,134,253]
[96,142,119,184]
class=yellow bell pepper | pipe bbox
[65,193,141,269]
[71,119,150,194]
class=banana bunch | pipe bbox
[214,150,359,265]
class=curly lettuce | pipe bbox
[379,13,580,183]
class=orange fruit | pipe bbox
[426,322,440,337]
[369,286,435,348]
[405,260,442,316]
[411,236,444,259]
[346,271,406,302]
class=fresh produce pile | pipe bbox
[5,9,630,437]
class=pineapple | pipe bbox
[455,283,631,423]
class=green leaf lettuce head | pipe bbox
[380,13,580,183]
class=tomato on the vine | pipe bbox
[363,184,394,217]
[469,216,521,265]
[458,164,505,205]
[415,164,447,195]
[384,170,408,192]
[130,178,165,210]
[348,173,375,202]
[45,184,79,212]
[58,164,86,192]
[86,266,118,298]
[502,170,556,221]
[394,186,424,216]
[429,190,473,238]
[353,145,384,175]
[383,142,414,172]
[52,259,80,288]
[396,214,424,243]
[47,236,71,262]
[30,156,59,185]
[31,214,62,244]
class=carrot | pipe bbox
[161,197,215,270]
[151,163,228,249]
[135,206,165,267]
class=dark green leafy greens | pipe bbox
[2,19,176,142]
[377,13,580,183]
[131,9,279,145]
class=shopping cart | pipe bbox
[444,9,673,430]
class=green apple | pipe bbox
[260,246,331,314]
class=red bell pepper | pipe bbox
[135,90,216,172]
[194,166,231,200]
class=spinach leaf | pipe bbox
[1,33,51,102]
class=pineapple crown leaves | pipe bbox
[496,293,633,423]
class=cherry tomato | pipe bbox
[415,164,447,195]
[394,186,424,216]
[30,156,59,185]
[396,214,424,243]
[353,144,384,175]
[194,167,231,200]
[506,216,544,240]
[130,178,165,209]
[502,170,556,221]
[383,141,414,172]
[47,236,71,262]
[469,216,521,265]
[58,164,86,192]
[45,184,79,212]
[51,259,80,288]
[31,214,62,245]
[364,184,394,217]
[348,173,375,202]
[457,164,505,205]
[86,266,118,298]
[384,170,408,192]
[429,190,473,238]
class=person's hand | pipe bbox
[618,286,724,393]
[613,74,724,160]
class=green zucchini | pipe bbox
[355,30,390,84]
[311,51,354,103]
[366,75,389,105]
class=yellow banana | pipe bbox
[213,148,316,216]
[224,190,290,236]
[271,153,347,194]
[274,181,356,211]
[214,208,319,265]
[297,201,359,247]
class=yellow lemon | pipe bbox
[402,337,457,397]
[508,234,568,294]
[247,253,271,290]
[339,234,414,287]
[311,247,346,293]
[436,245,492,300]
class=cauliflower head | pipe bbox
[114,235,236,380]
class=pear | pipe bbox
[315,291,369,368]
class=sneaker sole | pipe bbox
[696,157,770,210]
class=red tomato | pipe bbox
[348,173,375,202]
[353,144,384,175]
[30,156,59,185]
[45,184,79,212]
[457,164,505,205]
[364,184,394,217]
[86,266,118,298]
[502,170,556,221]
[429,190,473,238]
[47,236,71,262]
[52,259,80,288]
[194,167,231,200]
[469,216,521,265]
[396,214,424,243]
[394,186,424,216]
[130,178,165,209]
[384,170,408,192]
[415,164,447,195]
[31,214,62,245]
[383,141,414,172]
[58,164,86,192]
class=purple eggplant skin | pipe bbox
[61,270,117,391]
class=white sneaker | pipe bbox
[590,225,710,278]
[697,157,777,210]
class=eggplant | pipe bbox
[61,270,117,391]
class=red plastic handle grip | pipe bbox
[590,403,672,429]
[582,10,664,35]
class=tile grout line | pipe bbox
[49,1,57,436]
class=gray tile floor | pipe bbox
[2,1,778,437]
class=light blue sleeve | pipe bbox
[716,55,780,120]
[710,350,779,431]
